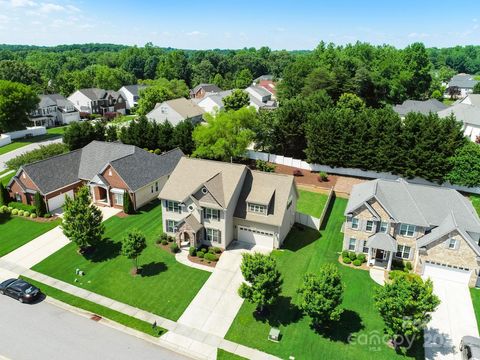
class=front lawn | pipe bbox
[32,201,210,321]
[1,171,14,185]
[0,129,65,156]
[0,216,61,256]
[296,189,328,218]
[469,288,480,334]
[225,198,423,360]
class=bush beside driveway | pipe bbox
[32,201,211,321]
[225,198,424,360]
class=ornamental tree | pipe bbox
[123,192,134,214]
[121,229,147,274]
[34,191,47,217]
[238,253,283,314]
[297,264,344,328]
[374,272,440,346]
[62,186,104,253]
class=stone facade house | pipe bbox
[8,141,183,213]
[158,157,298,250]
[343,178,480,287]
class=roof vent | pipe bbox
[201,187,208,194]
[188,204,194,212]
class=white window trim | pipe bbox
[399,223,416,237]
[166,219,177,233]
[166,200,181,213]
[396,244,411,259]
[248,203,266,215]
[206,228,221,243]
[114,192,123,206]
[204,208,220,221]
[351,217,359,230]
[362,240,368,253]
[448,238,457,250]
[379,221,388,233]
[348,237,356,251]
[365,220,374,232]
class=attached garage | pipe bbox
[238,226,274,248]
[423,261,472,286]
[47,190,74,212]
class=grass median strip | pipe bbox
[21,276,166,338]
[217,349,247,360]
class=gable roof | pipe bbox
[78,88,107,100]
[121,84,148,97]
[38,95,57,108]
[437,103,480,126]
[198,90,233,108]
[448,74,479,89]
[346,178,480,233]
[164,98,205,119]
[13,141,183,195]
[159,157,246,208]
[393,99,448,116]
[233,170,296,227]
[191,84,222,94]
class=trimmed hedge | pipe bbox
[353,259,362,266]
[197,251,205,259]
[8,202,36,214]
[343,257,351,264]
[189,246,197,256]
[204,253,218,262]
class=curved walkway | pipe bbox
[175,249,214,273]
[369,268,386,286]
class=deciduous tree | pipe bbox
[0,80,39,133]
[121,229,147,274]
[223,89,250,111]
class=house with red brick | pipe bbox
[7,141,183,213]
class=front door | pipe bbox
[375,249,385,260]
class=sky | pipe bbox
[0,0,479,50]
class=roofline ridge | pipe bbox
[453,190,480,227]
[23,147,82,169]
[399,179,429,226]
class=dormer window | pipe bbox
[248,203,266,215]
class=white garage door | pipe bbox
[47,190,74,212]
[238,226,274,248]
[423,262,472,285]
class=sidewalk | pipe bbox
[2,207,120,268]
[0,258,280,360]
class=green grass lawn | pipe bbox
[0,216,61,256]
[296,189,328,218]
[0,126,68,156]
[0,171,14,185]
[21,276,166,337]
[225,197,423,360]
[32,201,211,321]
[217,349,246,360]
[470,288,480,334]
[470,195,480,217]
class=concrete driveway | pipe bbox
[0,137,62,171]
[173,241,271,337]
[424,276,479,360]
[2,207,120,269]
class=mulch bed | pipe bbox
[156,242,176,252]
[188,254,218,268]
[337,255,369,271]
[273,163,338,189]
[7,214,59,223]
[115,211,129,218]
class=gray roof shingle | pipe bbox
[448,74,479,89]
[393,99,448,116]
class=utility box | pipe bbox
[268,327,280,342]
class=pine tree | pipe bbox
[123,192,134,214]
[0,183,9,206]
[34,191,46,217]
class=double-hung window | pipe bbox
[362,240,369,253]
[396,245,411,259]
[348,237,356,251]
[206,228,221,243]
[379,221,388,233]
[351,217,359,230]
[166,219,177,233]
[366,220,374,232]
[204,208,220,220]
[114,193,123,206]
[166,200,181,213]
[248,203,266,214]
[448,238,457,249]
[399,224,416,237]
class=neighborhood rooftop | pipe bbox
[393,99,448,116]
[448,73,479,89]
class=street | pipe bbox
[0,137,62,171]
[0,295,191,360]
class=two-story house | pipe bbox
[68,88,127,116]
[158,157,298,250]
[29,94,80,127]
[190,84,222,100]
[146,98,205,126]
[343,178,480,287]
[118,84,148,111]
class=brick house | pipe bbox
[189,84,222,100]
[343,178,480,287]
[7,141,183,213]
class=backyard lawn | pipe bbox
[0,216,61,256]
[32,201,211,321]
[296,189,328,218]
[225,197,424,360]
[0,171,14,185]
[470,288,480,334]
[0,126,67,156]
[470,195,480,216]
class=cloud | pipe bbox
[10,0,37,7]
[39,3,66,13]
[407,32,430,39]
[186,30,204,36]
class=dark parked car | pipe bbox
[0,279,40,303]
[460,336,480,360]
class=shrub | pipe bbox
[8,202,36,214]
[159,233,168,242]
[0,183,9,206]
[34,192,47,217]
[341,250,349,259]
[123,192,134,214]
[189,246,197,256]
[213,247,221,254]
[18,210,24,217]
[44,213,51,218]
[293,169,303,176]
[343,257,351,264]
[255,159,276,173]
[318,171,328,182]
[353,259,362,266]
[0,207,4,214]
[154,149,161,155]
[357,253,366,263]
[170,242,179,253]
[168,236,175,243]
[161,240,168,245]
[11,209,18,215]
[197,251,205,259]
[348,252,356,261]
[23,211,30,217]
[30,213,37,218]
[6,143,69,169]
[404,261,413,271]
[204,253,218,261]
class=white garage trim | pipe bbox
[238,226,274,248]
[423,261,472,285]
[47,190,74,212]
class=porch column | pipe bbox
[90,185,96,202]
[367,247,372,265]
[106,187,111,206]
[387,251,393,271]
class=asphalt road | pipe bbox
[0,294,191,360]
[0,137,63,171]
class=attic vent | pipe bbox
[188,205,194,212]
[201,187,208,194]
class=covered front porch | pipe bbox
[366,233,397,271]
[175,214,204,249]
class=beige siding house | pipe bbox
[158,157,298,250]
[343,179,480,287]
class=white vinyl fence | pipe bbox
[295,212,321,230]
[0,127,47,148]
[248,150,480,195]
